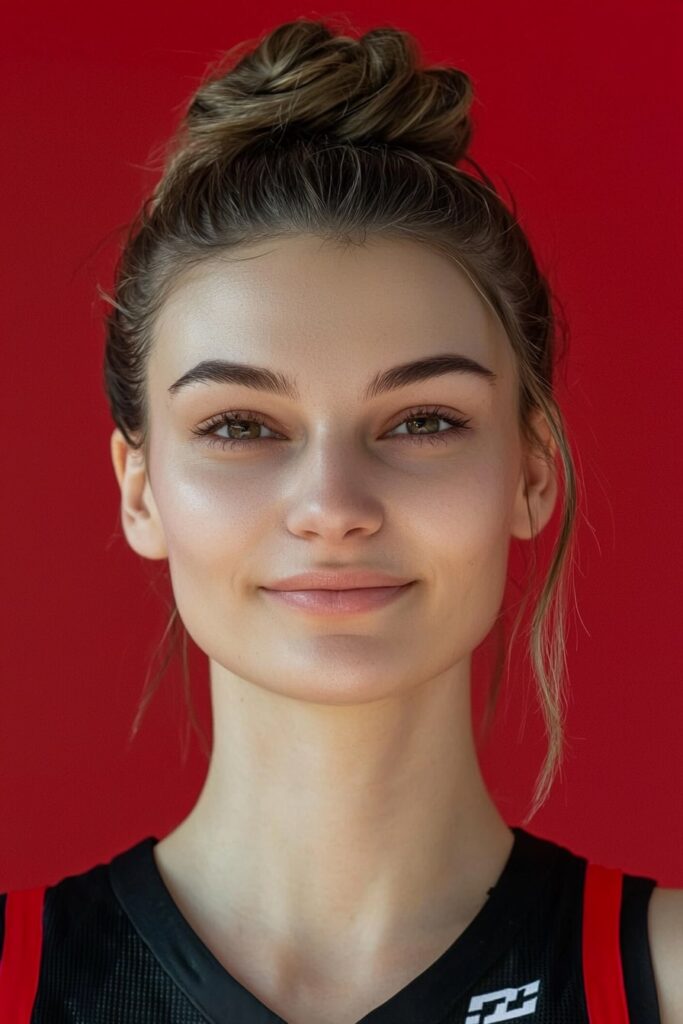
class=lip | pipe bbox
[262,582,416,614]
[263,570,415,591]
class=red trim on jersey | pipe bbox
[0,886,46,1024]
[583,862,630,1023]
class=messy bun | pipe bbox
[155,20,474,200]
[101,15,578,823]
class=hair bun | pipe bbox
[168,18,473,177]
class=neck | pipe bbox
[155,657,513,953]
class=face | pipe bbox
[115,234,553,706]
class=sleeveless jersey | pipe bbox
[0,825,661,1023]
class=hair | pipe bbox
[100,14,579,824]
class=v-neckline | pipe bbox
[108,826,563,1024]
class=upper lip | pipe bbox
[264,570,415,591]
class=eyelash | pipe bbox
[191,406,471,451]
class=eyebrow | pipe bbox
[168,354,497,403]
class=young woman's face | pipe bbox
[140,234,534,704]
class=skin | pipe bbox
[110,233,560,1024]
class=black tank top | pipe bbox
[0,826,661,1022]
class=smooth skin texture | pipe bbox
[110,234,680,1024]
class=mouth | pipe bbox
[261,581,416,615]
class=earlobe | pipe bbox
[110,428,168,560]
[510,410,559,541]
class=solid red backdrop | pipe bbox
[1,0,681,889]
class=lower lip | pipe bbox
[262,582,416,614]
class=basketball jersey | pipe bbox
[0,825,661,1023]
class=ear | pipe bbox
[510,407,559,541]
[110,428,168,560]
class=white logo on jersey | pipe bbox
[464,978,541,1022]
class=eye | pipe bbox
[191,406,471,451]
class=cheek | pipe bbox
[419,450,518,646]
[415,436,515,550]
[150,456,262,612]
[161,466,255,546]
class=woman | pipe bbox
[1,16,680,1024]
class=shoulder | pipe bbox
[0,855,123,959]
[648,886,683,1024]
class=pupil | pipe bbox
[412,416,435,433]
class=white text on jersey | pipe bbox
[464,978,541,1022]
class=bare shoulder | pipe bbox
[647,886,683,1024]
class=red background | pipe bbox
[1,1,681,889]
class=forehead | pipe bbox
[150,234,515,395]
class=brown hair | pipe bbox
[100,15,578,823]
